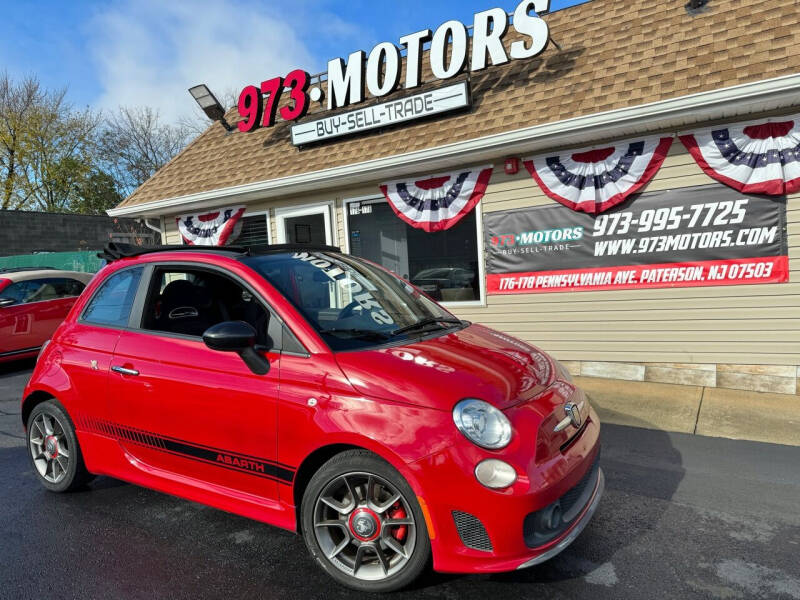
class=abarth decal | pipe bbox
[75,414,295,484]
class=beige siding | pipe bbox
[158,143,799,368]
[449,144,800,367]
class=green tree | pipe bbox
[0,72,39,209]
[71,169,122,215]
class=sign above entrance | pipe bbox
[237,0,550,135]
[291,82,470,146]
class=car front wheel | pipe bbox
[27,400,93,492]
[301,450,431,592]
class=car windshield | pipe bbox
[242,251,464,351]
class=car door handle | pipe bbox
[111,365,139,376]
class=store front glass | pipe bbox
[346,199,480,302]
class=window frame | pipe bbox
[342,194,487,308]
[274,201,337,246]
[78,265,147,330]
[234,208,273,248]
[123,261,308,356]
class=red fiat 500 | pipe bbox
[22,243,602,592]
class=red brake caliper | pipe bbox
[388,502,407,541]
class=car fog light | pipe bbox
[475,459,517,489]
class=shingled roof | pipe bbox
[115,0,800,210]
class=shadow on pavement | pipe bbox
[0,381,686,599]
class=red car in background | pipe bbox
[0,268,93,362]
[22,244,602,593]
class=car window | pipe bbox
[0,281,35,304]
[82,267,144,327]
[140,267,278,348]
[0,277,85,304]
[242,251,460,351]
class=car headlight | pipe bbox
[452,398,512,450]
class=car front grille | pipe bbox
[523,451,600,548]
[452,510,493,552]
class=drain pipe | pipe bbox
[139,218,163,243]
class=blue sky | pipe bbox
[1,0,587,122]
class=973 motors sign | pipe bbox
[485,184,788,294]
[236,0,550,144]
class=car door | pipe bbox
[107,263,286,501]
[0,280,38,356]
[0,277,84,356]
[69,266,147,435]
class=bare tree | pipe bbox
[98,106,192,198]
[0,72,40,209]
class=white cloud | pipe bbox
[88,0,321,122]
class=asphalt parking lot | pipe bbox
[1,359,799,600]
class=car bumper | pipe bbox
[409,409,602,574]
[516,467,604,569]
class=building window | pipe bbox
[233,213,270,251]
[346,198,482,303]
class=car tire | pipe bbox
[301,449,431,593]
[27,400,94,493]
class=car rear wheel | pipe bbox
[27,400,93,492]
[301,450,430,592]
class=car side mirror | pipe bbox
[0,298,16,308]
[202,321,270,375]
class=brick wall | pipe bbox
[0,211,153,256]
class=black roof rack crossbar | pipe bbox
[249,244,342,255]
[98,242,247,262]
[98,242,343,263]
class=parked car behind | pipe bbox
[410,267,476,301]
[0,268,93,362]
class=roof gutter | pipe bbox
[108,73,800,218]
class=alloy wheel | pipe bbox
[313,471,417,581]
[29,412,70,484]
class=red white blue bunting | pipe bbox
[380,165,493,232]
[524,137,674,214]
[176,206,246,246]
[679,115,800,195]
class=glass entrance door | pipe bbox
[275,204,334,246]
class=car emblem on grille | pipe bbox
[553,401,583,432]
[565,402,582,428]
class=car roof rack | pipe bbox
[98,242,343,263]
[0,266,58,274]
[98,242,248,262]
[247,244,342,255]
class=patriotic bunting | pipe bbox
[176,206,246,246]
[679,115,800,195]
[524,137,674,214]
[379,165,493,232]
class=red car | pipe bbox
[1,268,93,362]
[22,244,602,592]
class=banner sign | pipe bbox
[485,184,788,294]
[176,206,246,246]
[379,162,492,232]
[292,82,470,145]
[679,114,800,196]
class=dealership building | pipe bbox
[109,0,800,395]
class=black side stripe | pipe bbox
[77,415,295,484]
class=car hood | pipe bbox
[334,323,555,411]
